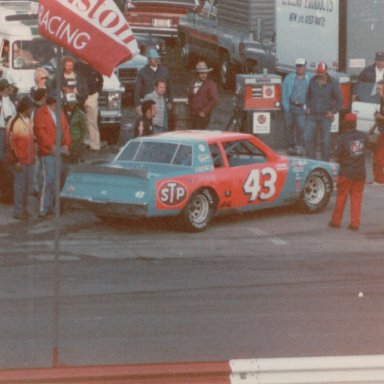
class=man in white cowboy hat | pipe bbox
[187,61,219,129]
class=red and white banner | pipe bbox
[38,0,138,76]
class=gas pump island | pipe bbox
[235,73,283,148]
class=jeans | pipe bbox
[305,116,332,161]
[284,110,306,149]
[39,155,69,215]
[12,164,34,216]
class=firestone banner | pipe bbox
[38,0,138,76]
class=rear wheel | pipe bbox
[299,169,332,213]
[180,189,215,232]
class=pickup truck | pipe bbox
[177,0,275,89]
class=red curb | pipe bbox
[0,361,231,383]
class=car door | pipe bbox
[220,139,289,210]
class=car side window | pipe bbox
[209,143,224,168]
[223,140,267,167]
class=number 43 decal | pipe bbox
[243,167,278,202]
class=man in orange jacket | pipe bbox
[6,97,34,220]
[34,92,71,219]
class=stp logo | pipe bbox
[159,181,188,207]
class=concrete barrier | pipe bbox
[2,355,384,383]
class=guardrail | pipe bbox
[2,355,384,383]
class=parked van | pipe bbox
[0,0,123,143]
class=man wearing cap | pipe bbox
[134,48,172,117]
[353,51,384,100]
[5,97,35,220]
[282,58,312,155]
[187,61,219,130]
[34,92,71,219]
[305,62,343,161]
[64,93,87,164]
[329,112,368,231]
[54,56,88,110]
[0,78,16,201]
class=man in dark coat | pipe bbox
[187,61,219,130]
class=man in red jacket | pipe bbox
[34,93,71,219]
[187,61,219,130]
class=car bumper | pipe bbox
[62,197,148,218]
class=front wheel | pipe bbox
[180,189,215,232]
[299,169,332,213]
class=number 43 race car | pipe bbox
[61,131,339,232]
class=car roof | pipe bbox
[139,130,257,145]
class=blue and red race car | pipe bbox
[61,130,339,231]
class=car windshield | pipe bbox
[355,81,381,104]
[117,140,193,166]
[12,39,56,71]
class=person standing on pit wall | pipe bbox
[353,51,384,101]
[143,79,169,133]
[305,62,343,161]
[134,99,157,137]
[5,97,35,220]
[34,92,71,219]
[281,58,312,155]
[329,113,368,231]
[187,61,219,130]
[74,61,104,151]
[368,80,384,185]
[134,49,172,117]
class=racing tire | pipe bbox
[180,188,215,232]
[220,53,235,90]
[299,169,332,213]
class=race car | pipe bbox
[61,130,339,232]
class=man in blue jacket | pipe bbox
[305,62,343,161]
[353,51,384,101]
[282,58,312,155]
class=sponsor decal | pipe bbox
[198,154,210,162]
[276,163,288,171]
[198,144,206,152]
[158,181,188,207]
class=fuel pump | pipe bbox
[233,73,283,148]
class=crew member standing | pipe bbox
[187,61,219,130]
[353,51,384,100]
[305,62,343,161]
[329,113,367,231]
[6,97,35,220]
[75,61,104,150]
[282,58,312,155]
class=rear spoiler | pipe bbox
[71,163,149,179]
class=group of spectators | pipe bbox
[282,51,384,231]
[0,56,104,220]
[133,48,219,136]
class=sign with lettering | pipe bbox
[38,0,138,76]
